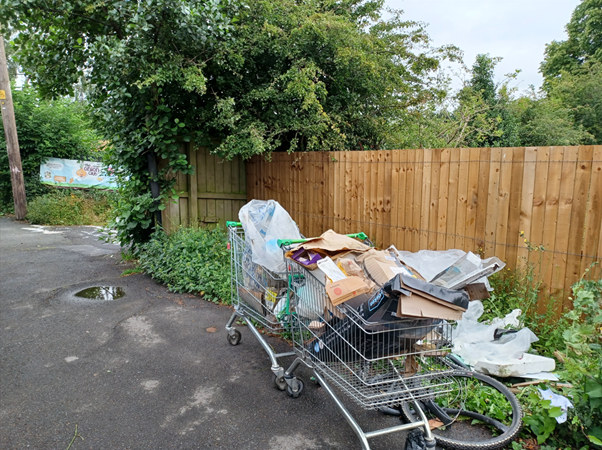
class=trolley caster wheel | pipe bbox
[286,377,304,398]
[273,374,287,391]
[227,330,241,346]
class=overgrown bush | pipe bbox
[484,256,602,449]
[138,227,231,304]
[26,188,115,226]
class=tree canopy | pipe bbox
[540,0,602,143]
[541,0,602,81]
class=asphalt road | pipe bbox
[0,217,412,450]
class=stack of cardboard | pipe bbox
[388,275,469,321]
[286,230,472,322]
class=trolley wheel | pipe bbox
[286,377,305,398]
[400,369,522,450]
[273,374,287,391]
[227,330,242,346]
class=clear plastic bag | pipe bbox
[239,199,302,273]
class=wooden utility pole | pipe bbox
[0,33,27,219]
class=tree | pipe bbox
[200,1,457,156]
[541,0,602,82]
[540,0,602,143]
[511,89,593,146]
[0,85,99,208]
[548,62,602,143]
[2,0,457,246]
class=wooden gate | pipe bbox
[160,143,246,232]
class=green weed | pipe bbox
[26,188,115,226]
[137,227,231,304]
[121,267,144,277]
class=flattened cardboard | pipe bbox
[294,229,371,253]
[397,276,467,311]
[325,276,371,305]
[237,286,265,316]
[397,293,464,321]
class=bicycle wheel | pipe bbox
[399,369,522,450]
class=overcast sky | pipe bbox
[386,0,580,92]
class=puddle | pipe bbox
[75,286,125,301]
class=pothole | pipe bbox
[74,286,125,301]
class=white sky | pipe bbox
[386,0,580,92]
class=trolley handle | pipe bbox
[226,221,242,228]
[277,232,369,248]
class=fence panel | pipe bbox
[160,144,246,231]
[247,145,602,310]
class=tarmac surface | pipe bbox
[0,217,413,450]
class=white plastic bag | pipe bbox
[452,300,538,367]
[239,199,302,273]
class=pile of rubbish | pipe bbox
[239,199,556,379]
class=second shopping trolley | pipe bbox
[279,256,458,449]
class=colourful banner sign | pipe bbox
[40,157,117,189]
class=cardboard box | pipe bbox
[325,276,371,305]
[397,293,464,321]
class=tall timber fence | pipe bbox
[246,145,602,312]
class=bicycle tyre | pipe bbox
[400,370,522,450]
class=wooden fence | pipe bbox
[247,146,602,311]
[160,144,246,232]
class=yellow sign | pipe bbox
[0,90,5,99]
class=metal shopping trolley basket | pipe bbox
[224,223,377,392]
[224,222,297,387]
[280,260,457,450]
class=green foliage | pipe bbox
[388,53,590,149]
[3,0,238,247]
[204,0,457,157]
[548,62,602,143]
[485,254,602,449]
[0,85,99,208]
[518,386,568,445]
[511,89,594,146]
[437,377,514,428]
[541,0,602,81]
[561,270,602,446]
[2,26,19,79]
[540,0,602,144]
[26,188,115,226]
[138,227,231,304]
[121,266,144,277]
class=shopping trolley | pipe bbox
[225,223,376,394]
[224,222,298,389]
[279,257,458,449]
